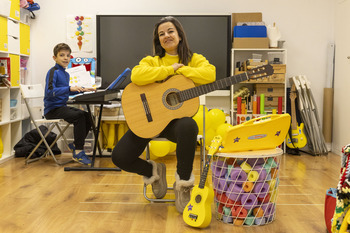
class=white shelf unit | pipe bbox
[202,90,231,123]
[0,86,23,163]
[0,6,31,163]
[230,48,287,125]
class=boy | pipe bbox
[44,43,95,165]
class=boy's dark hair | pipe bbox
[53,43,71,56]
[152,16,193,65]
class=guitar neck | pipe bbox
[198,155,212,189]
[291,97,297,130]
[178,73,248,102]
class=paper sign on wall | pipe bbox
[66,15,93,52]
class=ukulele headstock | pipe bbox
[247,64,274,81]
[208,135,223,155]
[290,84,297,101]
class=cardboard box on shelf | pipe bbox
[255,83,285,97]
[267,73,285,83]
[271,64,286,74]
[231,12,262,29]
[231,12,267,49]
[264,95,284,109]
[233,37,269,48]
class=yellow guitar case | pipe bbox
[219,114,291,153]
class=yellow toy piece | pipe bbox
[247,171,259,182]
[219,114,291,152]
[240,161,252,173]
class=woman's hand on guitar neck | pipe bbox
[172,63,184,71]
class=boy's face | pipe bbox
[53,49,71,68]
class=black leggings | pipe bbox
[45,106,92,150]
[111,117,198,181]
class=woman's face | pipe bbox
[157,22,181,55]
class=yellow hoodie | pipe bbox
[131,53,216,86]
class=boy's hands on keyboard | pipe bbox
[82,87,96,92]
[70,86,96,93]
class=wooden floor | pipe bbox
[0,149,339,233]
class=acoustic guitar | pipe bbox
[286,84,307,148]
[183,135,222,228]
[122,65,273,138]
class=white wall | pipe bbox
[333,0,350,155]
[29,0,336,150]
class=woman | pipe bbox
[112,16,215,213]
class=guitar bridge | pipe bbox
[140,93,153,122]
[188,213,198,221]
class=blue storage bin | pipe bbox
[234,25,267,38]
[10,99,17,108]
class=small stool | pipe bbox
[143,135,204,202]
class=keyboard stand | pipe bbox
[64,100,121,172]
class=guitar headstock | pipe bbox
[247,64,274,81]
[290,84,297,101]
[208,135,223,155]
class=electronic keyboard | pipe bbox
[70,89,120,104]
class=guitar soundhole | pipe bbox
[195,195,202,203]
[162,88,183,110]
[166,92,180,106]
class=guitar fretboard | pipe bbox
[179,73,248,102]
[199,155,212,189]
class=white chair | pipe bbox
[20,84,72,165]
